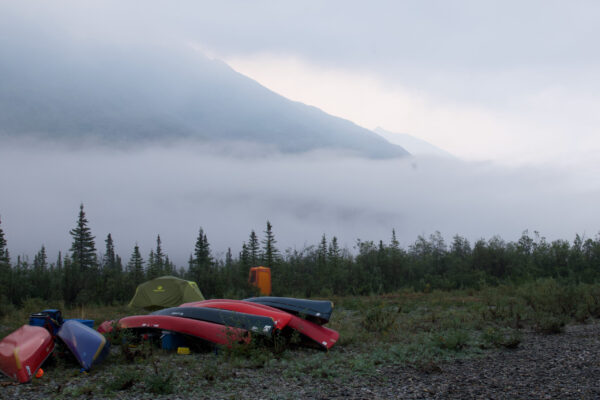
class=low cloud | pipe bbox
[1,140,599,265]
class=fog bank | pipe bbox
[1,141,598,265]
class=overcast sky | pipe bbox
[4,0,599,164]
[1,1,599,263]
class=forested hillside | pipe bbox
[1,204,599,310]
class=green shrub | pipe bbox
[104,368,140,392]
[574,303,590,323]
[144,359,175,395]
[432,329,470,351]
[361,304,399,333]
[0,296,15,318]
[222,333,276,368]
[144,371,175,395]
[480,327,521,349]
[533,312,565,334]
[20,297,47,314]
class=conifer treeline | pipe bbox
[0,205,599,307]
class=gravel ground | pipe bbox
[336,323,600,399]
[2,322,600,399]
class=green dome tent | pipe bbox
[128,276,205,310]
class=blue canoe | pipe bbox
[57,320,110,371]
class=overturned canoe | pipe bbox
[285,314,339,350]
[57,320,110,371]
[180,300,293,329]
[96,320,115,335]
[118,315,248,346]
[220,300,339,349]
[244,296,333,324]
[0,325,54,383]
[152,307,274,336]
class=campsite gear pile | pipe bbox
[0,276,339,384]
[0,310,109,383]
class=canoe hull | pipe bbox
[245,297,333,324]
[183,299,339,349]
[180,299,293,329]
[286,314,339,350]
[57,320,110,371]
[118,315,248,346]
[152,307,274,336]
[0,325,54,383]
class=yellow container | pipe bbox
[177,347,191,355]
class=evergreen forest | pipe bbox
[1,204,599,310]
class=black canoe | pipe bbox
[244,297,333,324]
[152,307,275,336]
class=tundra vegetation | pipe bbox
[0,206,599,396]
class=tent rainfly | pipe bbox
[128,276,205,310]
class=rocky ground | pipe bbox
[335,323,600,399]
[2,322,600,399]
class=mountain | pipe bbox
[0,35,408,158]
[374,127,454,158]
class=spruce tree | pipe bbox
[248,230,260,267]
[32,245,49,299]
[102,233,123,303]
[225,248,233,269]
[240,243,250,268]
[68,204,98,303]
[193,228,212,269]
[146,235,164,279]
[317,234,327,269]
[314,234,328,292]
[391,229,400,251]
[49,251,63,301]
[69,204,98,270]
[189,228,214,296]
[127,244,145,287]
[0,217,11,303]
[163,255,175,276]
[261,221,279,269]
[147,249,156,279]
[103,234,116,270]
[327,236,341,265]
[328,236,342,293]
[0,217,9,267]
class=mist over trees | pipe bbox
[0,205,599,310]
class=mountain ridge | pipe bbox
[0,38,409,158]
[374,127,453,158]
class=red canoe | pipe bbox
[180,299,293,329]
[118,315,248,346]
[286,314,339,350]
[0,325,54,383]
[182,299,339,349]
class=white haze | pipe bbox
[1,141,599,266]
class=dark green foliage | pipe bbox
[144,365,175,395]
[0,217,12,308]
[361,304,399,334]
[0,217,10,283]
[146,235,164,280]
[69,204,97,269]
[187,227,217,297]
[261,220,280,269]
[126,244,145,291]
[103,368,140,392]
[480,327,521,348]
[432,329,470,350]
[68,204,98,304]
[101,234,126,304]
[248,230,260,267]
[4,202,600,306]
